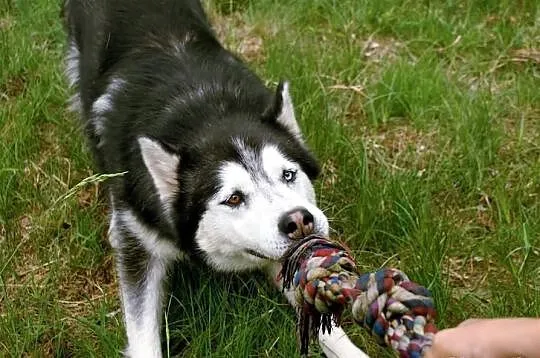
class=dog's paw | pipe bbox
[318,325,370,358]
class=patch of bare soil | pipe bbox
[0,73,27,101]
[208,11,271,63]
[445,256,494,297]
[58,255,118,317]
[442,191,499,237]
[76,182,101,208]
[22,123,99,205]
[501,107,540,148]
[0,224,5,242]
[0,15,14,31]
[28,331,75,358]
[328,36,406,100]
[362,124,437,174]
[511,48,540,65]
[1,215,45,315]
[321,159,339,189]
[361,36,404,63]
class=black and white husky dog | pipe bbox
[63,0,366,356]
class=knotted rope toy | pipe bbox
[280,236,438,357]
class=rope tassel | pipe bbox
[280,236,438,357]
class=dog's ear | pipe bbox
[138,136,180,203]
[266,81,303,142]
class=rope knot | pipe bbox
[281,236,437,357]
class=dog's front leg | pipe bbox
[110,210,175,358]
[266,263,370,358]
[116,253,168,358]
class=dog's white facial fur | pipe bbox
[138,86,327,272]
[195,141,329,271]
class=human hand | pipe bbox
[424,318,540,358]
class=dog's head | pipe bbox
[138,82,329,271]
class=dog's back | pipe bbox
[63,0,273,170]
[63,0,213,106]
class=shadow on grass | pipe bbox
[163,261,302,357]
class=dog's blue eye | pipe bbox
[282,169,297,183]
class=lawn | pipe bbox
[1,0,539,356]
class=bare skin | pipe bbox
[424,318,540,358]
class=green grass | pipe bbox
[1,0,539,356]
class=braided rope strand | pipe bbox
[280,236,437,357]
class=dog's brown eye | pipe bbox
[224,192,244,207]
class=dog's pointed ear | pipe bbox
[266,81,304,142]
[138,136,180,203]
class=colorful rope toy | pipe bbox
[280,236,438,357]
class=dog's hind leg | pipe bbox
[109,208,180,358]
[266,263,370,358]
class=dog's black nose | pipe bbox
[278,207,314,240]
